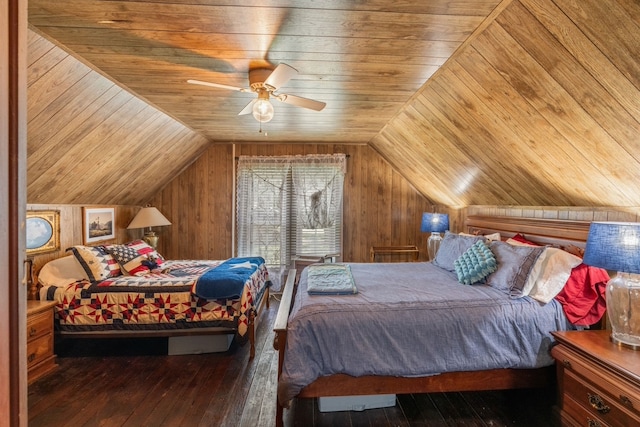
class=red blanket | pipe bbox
[555,263,609,326]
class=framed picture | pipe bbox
[26,210,61,255]
[83,207,115,244]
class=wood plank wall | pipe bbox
[150,138,640,266]
[465,206,640,222]
[26,201,640,290]
[151,143,436,263]
[26,204,141,290]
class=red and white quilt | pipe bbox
[43,260,270,337]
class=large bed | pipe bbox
[273,215,608,426]
[33,240,271,358]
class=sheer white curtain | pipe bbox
[236,157,291,289]
[291,155,346,257]
[236,154,346,290]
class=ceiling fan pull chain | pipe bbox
[258,121,267,136]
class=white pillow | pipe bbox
[527,248,582,303]
[38,255,89,287]
[520,249,548,296]
[483,232,501,242]
[460,232,501,242]
[505,237,534,246]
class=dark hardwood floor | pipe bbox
[28,296,557,426]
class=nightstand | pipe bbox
[551,330,640,426]
[27,300,58,384]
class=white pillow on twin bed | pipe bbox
[38,255,89,288]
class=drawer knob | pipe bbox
[588,393,610,414]
[562,359,571,368]
[29,326,37,337]
[588,419,602,427]
[620,395,634,409]
[28,353,36,363]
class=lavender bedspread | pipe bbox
[278,262,571,404]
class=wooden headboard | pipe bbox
[465,215,591,249]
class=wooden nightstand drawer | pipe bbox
[551,331,640,427]
[27,333,54,368]
[552,345,640,419]
[564,369,636,426]
[27,300,58,384]
[27,309,52,341]
[563,394,609,427]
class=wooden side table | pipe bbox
[551,330,640,426]
[27,300,58,384]
[370,245,419,262]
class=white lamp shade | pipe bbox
[127,207,171,229]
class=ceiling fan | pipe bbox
[187,63,326,123]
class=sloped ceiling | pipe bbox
[28,0,503,144]
[27,33,211,206]
[26,0,640,207]
[372,0,640,207]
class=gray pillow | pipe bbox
[433,232,486,272]
[486,241,545,296]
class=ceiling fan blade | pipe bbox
[238,99,257,115]
[264,63,298,91]
[276,93,326,111]
[187,79,249,92]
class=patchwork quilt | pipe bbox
[43,259,270,337]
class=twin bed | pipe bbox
[274,215,607,426]
[34,240,271,357]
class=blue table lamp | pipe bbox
[583,221,640,350]
[421,213,449,261]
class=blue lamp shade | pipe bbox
[583,221,640,350]
[583,222,640,274]
[421,213,450,233]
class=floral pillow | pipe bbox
[106,239,165,276]
[67,245,122,282]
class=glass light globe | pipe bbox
[252,99,274,123]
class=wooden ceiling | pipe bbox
[26,0,640,207]
[28,0,500,143]
[374,0,640,207]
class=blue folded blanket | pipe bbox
[307,264,358,295]
[193,257,265,300]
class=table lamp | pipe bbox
[421,213,449,261]
[583,221,640,350]
[127,206,171,249]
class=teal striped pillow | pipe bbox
[454,240,498,285]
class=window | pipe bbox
[236,154,346,290]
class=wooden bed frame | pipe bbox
[273,215,593,426]
[28,262,270,359]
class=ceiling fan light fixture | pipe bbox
[187,63,326,122]
[252,98,274,123]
